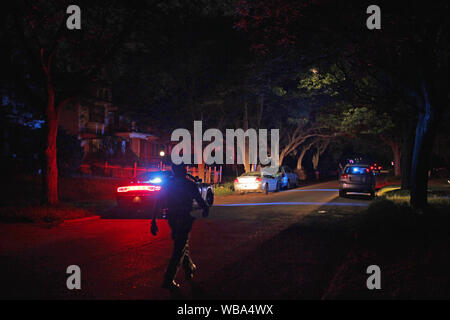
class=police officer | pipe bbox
[151,163,209,291]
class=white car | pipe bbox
[234,171,281,195]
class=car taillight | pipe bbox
[256,177,262,182]
[370,166,374,170]
[117,185,161,193]
[341,174,348,179]
[234,178,239,183]
[378,166,382,170]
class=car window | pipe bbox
[344,167,370,175]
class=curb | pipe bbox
[62,215,101,225]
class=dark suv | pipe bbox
[339,164,375,198]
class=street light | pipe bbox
[159,150,165,170]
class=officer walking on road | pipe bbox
[151,163,209,291]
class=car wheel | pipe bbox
[286,180,291,190]
[276,181,281,192]
[206,190,214,206]
[265,183,269,195]
[339,190,346,198]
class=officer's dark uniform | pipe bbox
[160,164,208,290]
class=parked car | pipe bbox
[339,164,376,198]
[116,170,214,212]
[268,166,298,190]
[234,171,281,195]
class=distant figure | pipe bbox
[152,164,209,291]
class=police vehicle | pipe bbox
[116,170,214,210]
[339,164,376,198]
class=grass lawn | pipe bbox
[213,181,235,196]
[0,205,95,224]
[323,196,450,299]
[0,174,125,223]
[198,192,450,299]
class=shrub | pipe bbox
[213,182,235,196]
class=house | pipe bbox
[59,83,171,168]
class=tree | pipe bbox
[13,0,140,204]
[295,138,317,180]
[235,0,449,210]
[311,138,330,179]
[340,107,401,175]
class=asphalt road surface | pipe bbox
[0,181,372,299]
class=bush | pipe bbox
[213,182,235,196]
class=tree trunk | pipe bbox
[197,162,205,182]
[312,139,329,171]
[243,103,250,173]
[401,123,415,190]
[393,144,401,177]
[279,150,286,166]
[312,151,319,170]
[410,82,437,210]
[44,82,59,205]
[387,139,401,177]
[296,147,309,180]
[296,150,306,171]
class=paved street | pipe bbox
[0,181,372,299]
